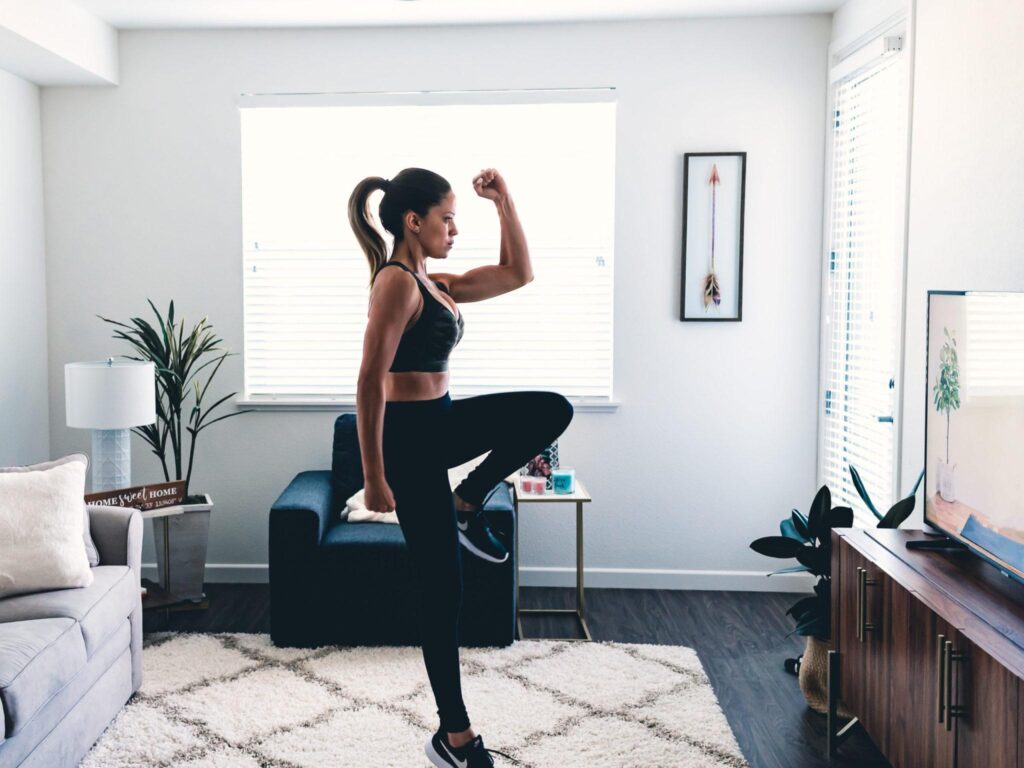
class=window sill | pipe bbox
[235,397,620,413]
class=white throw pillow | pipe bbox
[0,454,95,598]
[345,452,491,524]
[0,453,100,566]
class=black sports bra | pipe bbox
[378,261,465,373]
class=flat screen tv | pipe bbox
[925,290,1024,581]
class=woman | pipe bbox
[348,167,574,767]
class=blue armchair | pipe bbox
[269,413,517,648]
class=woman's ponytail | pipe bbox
[348,176,390,288]
[347,168,452,288]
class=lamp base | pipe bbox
[91,428,131,492]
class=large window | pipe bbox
[239,92,616,406]
[818,27,911,523]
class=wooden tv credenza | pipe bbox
[829,528,1024,768]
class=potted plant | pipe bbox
[933,326,961,502]
[750,467,922,714]
[750,486,852,713]
[99,300,253,601]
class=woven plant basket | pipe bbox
[799,636,852,717]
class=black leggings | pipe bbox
[382,390,574,733]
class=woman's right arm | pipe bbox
[356,268,419,507]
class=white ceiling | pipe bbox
[75,0,842,30]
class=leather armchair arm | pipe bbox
[269,471,335,647]
[270,471,335,547]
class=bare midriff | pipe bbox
[382,282,458,402]
[384,370,450,402]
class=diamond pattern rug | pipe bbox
[81,633,748,768]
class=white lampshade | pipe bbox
[65,359,157,429]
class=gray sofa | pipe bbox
[0,505,143,768]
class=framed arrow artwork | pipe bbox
[680,152,746,321]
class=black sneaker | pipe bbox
[456,508,509,564]
[425,729,516,767]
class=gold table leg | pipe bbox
[576,500,592,641]
[515,495,525,641]
[517,497,591,641]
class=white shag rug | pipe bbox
[81,633,748,768]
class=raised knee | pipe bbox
[550,392,574,430]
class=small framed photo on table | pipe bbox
[680,152,746,322]
[520,440,559,491]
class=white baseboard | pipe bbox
[142,563,269,584]
[142,563,814,592]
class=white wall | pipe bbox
[0,69,50,466]
[900,0,1024,523]
[41,16,831,589]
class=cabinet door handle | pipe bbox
[857,566,878,643]
[944,640,954,732]
[856,567,864,642]
[945,642,967,732]
[936,634,947,723]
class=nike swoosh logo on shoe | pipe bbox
[440,738,468,768]
[459,532,510,563]
[457,519,469,532]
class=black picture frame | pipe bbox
[680,152,747,322]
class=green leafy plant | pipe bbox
[98,299,253,500]
[750,486,852,640]
[933,326,961,463]
[750,467,923,643]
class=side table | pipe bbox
[507,474,593,641]
[140,505,209,617]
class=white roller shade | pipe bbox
[239,97,616,404]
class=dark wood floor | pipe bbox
[144,585,889,768]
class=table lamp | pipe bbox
[65,358,156,492]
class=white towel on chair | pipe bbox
[344,452,491,523]
[344,488,398,524]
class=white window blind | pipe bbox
[819,39,909,523]
[965,293,1024,399]
[239,94,616,405]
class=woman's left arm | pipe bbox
[495,193,534,285]
[435,168,533,302]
